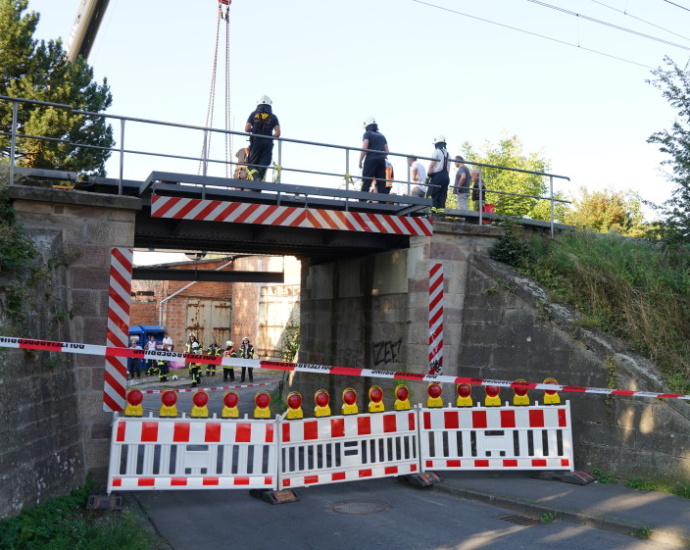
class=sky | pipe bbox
[22,0,690,250]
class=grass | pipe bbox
[0,485,164,550]
[591,468,690,500]
[490,228,690,395]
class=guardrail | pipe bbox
[0,95,570,234]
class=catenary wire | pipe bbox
[411,0,654,69]
[591,0,690,42]
[525,0,690,52]
[661,0,690,13]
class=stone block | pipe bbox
[70,289,101,317]
[70,266,109,291]
[459,344,492,370]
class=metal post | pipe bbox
[478,185,483,224]
[277,139,282,183]
[202,131,209,177]
[549,175,555,239]
[9,102,18,186]
[119,118,125,195]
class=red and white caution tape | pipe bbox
[2,335,689,401]
[130,381,278,395]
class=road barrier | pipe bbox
[106,399,573,493]
[108,417,278,491]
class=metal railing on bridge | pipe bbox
[0,95,571,234]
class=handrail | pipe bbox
[1,94,570,234]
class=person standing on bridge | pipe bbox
[426,135,451,217]
[359,117,389,199]
[453,155,471,211]
[408,156,427,197]
[245,95,281,184]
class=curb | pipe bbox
[433,483,690,549]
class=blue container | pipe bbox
[129,325,166,345]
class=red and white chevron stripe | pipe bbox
[103,248,133,412]
[150,195,433,236]
[428,263,444,375]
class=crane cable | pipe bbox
[224,4,232,177]
[199,2,230,176]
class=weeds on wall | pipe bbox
[0,482,163,550]
[489,229,690,395]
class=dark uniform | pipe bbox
[186,337,202,388]
[223,341,236,382]
[245,98,280,183]
[240,337,255,383]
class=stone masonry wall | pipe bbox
[3,186,139,512]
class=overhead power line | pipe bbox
[411,0,653,69]
[525,0,690,52]
[591,0,690,43]
[661,0,690,13]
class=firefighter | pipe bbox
[185,334,202,388]
[156,342,169,383]
[206,340,221,376]
[239,336,255,383]
[223,340,236,382]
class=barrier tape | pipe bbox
[128,380,278,395]
[2,336,689,401]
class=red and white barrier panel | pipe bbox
[107,417,278,491]
[428,263,443,375]
[2,336,690,401]
[103,248,133,413]
[278,410,418,489]
[420,404,574,471]
[151,195,433,237]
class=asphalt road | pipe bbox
[132,477,678,550]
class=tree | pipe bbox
[563,187,646,237]
[648,56,690,245]
[0,0,114,176]
[456,135,569,222]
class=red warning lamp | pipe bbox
[544,378,558,395]
[396,385,409,402]
[343,389,357,405]
[457,384,471,398]
[192,391,209,408]
[314,389,331,417]
[222,391,239,418]
[287,392,303,410]
[286,391,304,420]
[254,391,271,419]
[456,383,473,407]
[223,391,239,408]
[427,383,442,399]
[315,390,330,408]
[127,389,143,406]
[369,386,383,403]
[543,377,561,405]
[427,382,443,407]
[160,390,178,417]
[255,391,271,409]
[161,390,177,407]
[485,385,500,398]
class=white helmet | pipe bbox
[433,134,446,145]
[226,340,233,347]
[363,116,376,127]
[257,95,272,106]
[242,336,250,343]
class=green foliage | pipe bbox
[0,0,114,175]
[674,483,690,499]
[564,187,647,237]
[489,227,530,267]
[625,477,658,491]
[540,511,559,524]
[490,229,690,390]
[458,136,570,221]
[648,57,690,246]
[591,468,616,484]
[632,526,652,540]
[0,484,163,550]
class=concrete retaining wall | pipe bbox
[0,186,139,518]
